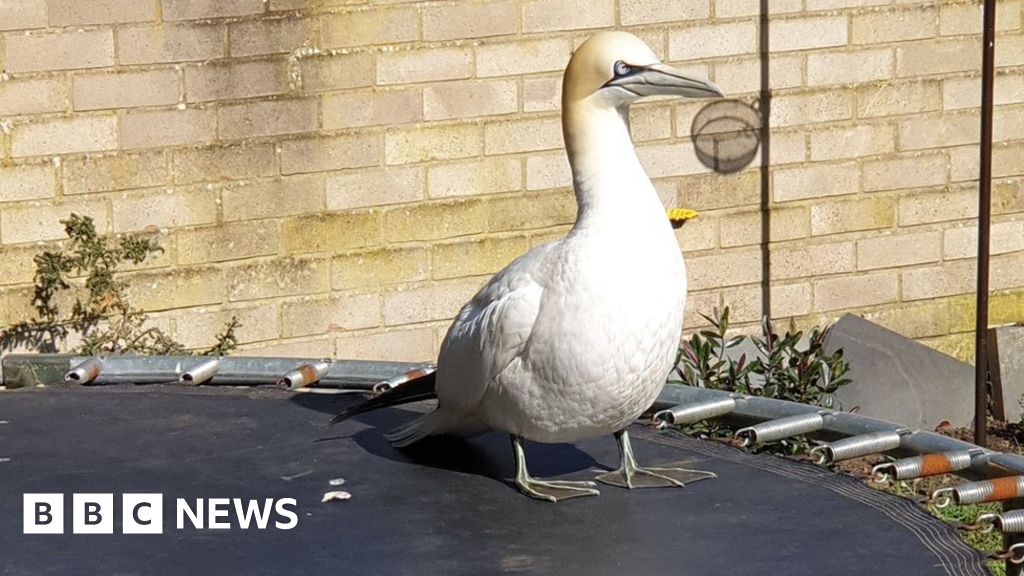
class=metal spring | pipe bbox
[64,357,102,384]
[179,358,220,385]
[277,360,332,390]
[811,430,906,465]
[734,412,825,447]
[933,476,1024,508]
[652,397,736,427]
[990,510,1024,533]
[872,450,977,482]
[373,365,436,394]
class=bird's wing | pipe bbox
[434,242,556,411]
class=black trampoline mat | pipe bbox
[0,385,987,576]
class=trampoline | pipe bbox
[0,382,988,576]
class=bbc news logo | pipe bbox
[23,494,298,534]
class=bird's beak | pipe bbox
[605,63,724,99]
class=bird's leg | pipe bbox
[596,429,716,489]
[511,435,600,502]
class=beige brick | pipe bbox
[111,188,217,233]
[280,134,381,176]
[524,77,561,112]
[281,293,381,338]
[861,83,941,126]
[993,252,1024,291]
[0,0,46,30]
[637,142,706,178]
[813,272,898,312]
[382,280,481,326]
[771,90,854,127]
[476,38,571,78]
[943,74,1024,110]
[0,200,109,244]
[332,246,430,290]
[622,0,707,24]
[770,205,810,242]
[73,69,179,111]
[173,144,276,184]
[48,0,156,25]
[807,49,893,86]
[296,52,375,93]
[484,117,562,155]
[423,1,517,40]
[899,187,977,225]
[945,221,1024,260]
[228,17,313,57]
[629,105,673,142]
[771,242,856,280]
[852,6,937,44]
[863,152,947,192]
[995,107,1024,142]
[526,153,571,191]
[898,112,980,151]
[282,211,381,254]
[5,29,114,73]
[864,297,970,340]
[0,163,56,203]
[806,0,887,10]
[718,209,760,248]
[717,0,799,17]
[676,215,717,252]
[687,250,762,290]
[178,220,280,264]
[321,7,418,48]
[770,282,813,318]
[428,158,521,198]
[811,196,896,236]
[769,131,808,165]
[522,0,613,32]
[857,231,942,270]
[940,1,1021,36]
[236,337,335,359]
[227,257,329,301]
[678,170,759,211]
[713,56,802,94]
[683,290,720,327]
[118,23,223,65]
[12,115,117,157]
[121,108,215,150]
[669,21,757,61]
[222,175,324,221]
[185,60,289,103]
[218,99,318,140]
[424,79,517,121]
[0,244,42,286]
[772,162,859,202]
[385,199,488,242]
[162,0,263,21]
[327,166,423,210]
[771,15,849,52]
[809,124,896,161]
[63,151,167,195]
[902,260,976,301]
[432,234,529,279]
[998,33,1024,67]
[335,326,437,362]
[0,77,67,116]
[952,142,1024,181]
[896,39,982,78]
[172,304,279,350]
[995,179,1024,214]
[125,266,224,311]
[385,124,482,165]
[322,89,422,130]
[378,47,473,86]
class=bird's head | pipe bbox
[563,31,724,110]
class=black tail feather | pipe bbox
[330,372,437,425]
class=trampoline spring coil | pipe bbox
[986,510,1024,533]
[932,476,1024,508]
[652,398,736,427]
[872,450,976,482]
[277,360,332,390]
[734,412,825,447]
[811,430,905,465]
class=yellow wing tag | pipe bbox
[667,208,699,229]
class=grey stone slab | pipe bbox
[823,314,974,431]
[991,325,1024,422]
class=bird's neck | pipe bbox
[563,100,663,233]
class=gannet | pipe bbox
[333,31,724,502]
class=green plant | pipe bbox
[0,214,239,356]
[672,307,852,453]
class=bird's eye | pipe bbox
[613,61,631,77]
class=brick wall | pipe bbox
[0,0,1022,362]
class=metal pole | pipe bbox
[975,0,997,448]
[759,0,772,320]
